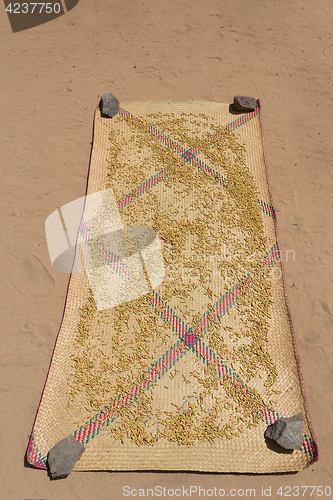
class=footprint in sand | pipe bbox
[300,329,328,346]
[320,300,332,318]
[13,252,55,296]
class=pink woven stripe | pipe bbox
[26,436,47,469]
[118,167,171,210]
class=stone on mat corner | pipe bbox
[47,435,85,479]
[233,95,258,112]
[265,413,303,450]
[100,93,120,118]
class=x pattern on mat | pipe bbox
[117,107,276,220]
[71,245,280,443]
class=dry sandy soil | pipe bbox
[0,0,332,498]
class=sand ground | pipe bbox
[0,0,332,498]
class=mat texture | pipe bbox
[27,100,318,473]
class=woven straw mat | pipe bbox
[27,100,318,473]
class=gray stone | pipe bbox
[100,93,119,118]
[47,435,85,479]
[265,413,303,450]
[233,95,258,112]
